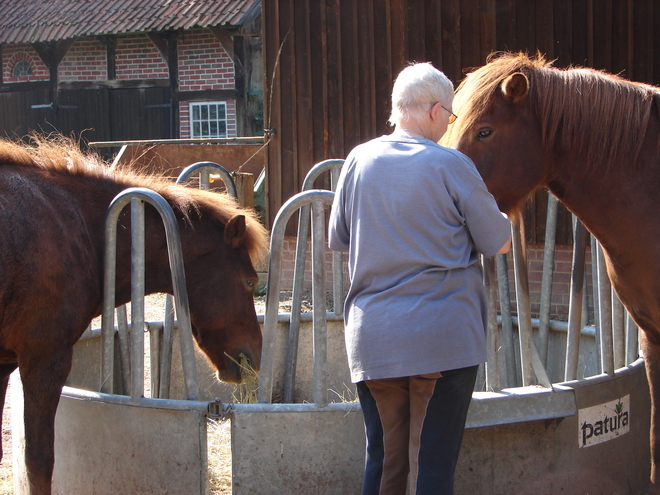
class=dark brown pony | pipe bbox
[0,136,268,494]
[444,52,660,492]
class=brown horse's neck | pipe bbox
[53,172,185,313]
[545,132,660,339]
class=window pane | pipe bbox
[201,122,209,137]
[192,105,200,120]
[193,122,201,137]
[218,104,226,119]
[201,106,209,120]
[219,121,226,136]
[210,121,218,136]
[210,105,217,120]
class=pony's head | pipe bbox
[157,185,269,385]
[442,52,657,214]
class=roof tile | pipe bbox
[0,0,259,43]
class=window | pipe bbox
[190,102,227,138]
[12,60,32,77]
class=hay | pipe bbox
[225,352,259,404]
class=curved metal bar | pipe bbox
[101,187,199,400]
[496,254,517,386]
[564,219,588,381]
[483,255,501,391]
[611,288,626,368]
[537,194,558,364]
[259,189,335,405]
[596,244,614,376]
[177,161,237,197]
[284,159,344,402]
[626,314,639,365]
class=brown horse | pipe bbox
[443,51,660,492]
[0,136,268,494]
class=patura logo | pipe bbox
[578,395,630,448]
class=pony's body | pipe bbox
[445,52,660,491]
[0,138,268,494]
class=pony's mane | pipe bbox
[0,135,268,264]
[445,52,660,171]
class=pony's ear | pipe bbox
[501,73,529,104]
[224,214,247,249]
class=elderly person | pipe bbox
[328,62,511,495]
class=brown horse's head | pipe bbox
[132,177,269,385]
[442,53,549,214]
[442,52,656,215]
[178,195,268,384]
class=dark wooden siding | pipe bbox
[263,0,659,242]
[0,86,171,149]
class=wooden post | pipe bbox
[232,172,254,209]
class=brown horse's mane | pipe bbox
[0,135,268,264]
[445,52,660,171]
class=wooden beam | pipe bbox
[98,35,117,80]
[146,32,169,62]
[178,89,238,101]
[57,79,170,90]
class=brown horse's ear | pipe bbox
[225,214,247,249]
[501,73,529,104]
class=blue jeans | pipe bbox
[357,365,479,495]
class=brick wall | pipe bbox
[2,44,49,82]
[1,30,237,138]
[58,37,106,81]
[179,29,234,91]
[115,34,168,80]
[274,236,594,321]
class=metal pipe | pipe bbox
[626,314,639,365]
[538,194,558,365]
[116,304,131,394]
[611,289,625,369]
[496,254,517,387]
[483,256,501,391]
[590,236,601,365]
[284,205,310,403]
[259,190,335,404]
[564,219,587,381]
[158,295,175,399]
[311,198,329,407]
[596,244,614,376]
[130,197,146,399]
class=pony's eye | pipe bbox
[246,280,255,288]
[476,128,493,140]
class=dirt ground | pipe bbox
[0,291,313,494]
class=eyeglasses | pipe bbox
[441,105,458,124]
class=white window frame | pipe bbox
[189,101,228,138]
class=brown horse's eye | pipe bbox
[246,280,255,288]
[476,128,493,140]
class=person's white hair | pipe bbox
[388,62,454,126]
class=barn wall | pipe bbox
[0,29,242,142]
[262,0,659,241]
